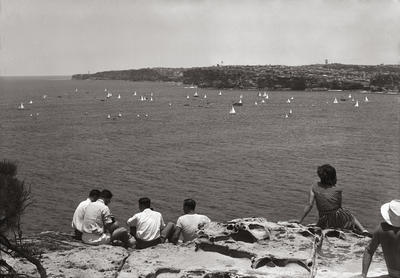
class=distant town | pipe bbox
[72,63,400,92]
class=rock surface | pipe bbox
[2,218,389,278]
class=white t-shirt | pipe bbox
[72,198,91,232]
[127,208,165,241]
[176,214,211,242]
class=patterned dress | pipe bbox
[312,183,356,230]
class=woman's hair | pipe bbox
[317,164,337,187]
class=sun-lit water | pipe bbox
[0,77,399,234]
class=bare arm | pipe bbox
[299,187,315,224]
[361,227,380,278]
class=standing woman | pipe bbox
[299,164,368,233]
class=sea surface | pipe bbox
[0,76,399,234]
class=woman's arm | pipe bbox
[299,187,315,224]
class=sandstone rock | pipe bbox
[0,219,389,278]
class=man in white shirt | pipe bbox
[127,197,174,249]
[171,199,211,243]
[72,189,100,240]
[82,190,133,247]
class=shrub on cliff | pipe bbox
[0,160,46,277]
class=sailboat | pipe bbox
[239,94,243,99]
[266,94,269,99]
[18,103,24,110]
[218,91,222,96]
[229,106,236,115]
[255,101,258,105]
[287,99,291,104]
[29,100,33,104]
[118,112,122,118]
[193,91,199,97]
[354,100,359,107]
[263,92,267,97]
[203,94,207,99]
[106,92,112,98]
[285,113,289,118]
[261,99,265,104]
[348,94,352,99]
[140,96,145,101]
[186,95,190,99]
[117,94,121,99]
[107,114,111,119]
[133,91,137,96]
[150,97,153,102]
[364,96,369,102]
[258,92,262,97]
[289,109,293,114]
[333,97,338,104]
[75,88,78,93]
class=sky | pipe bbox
[0,0,399,76]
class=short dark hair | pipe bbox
[139,197,151,208]
[183,199,196,211]
[89,189,100,198]
[317,164,337,187]
[100,189,113,199]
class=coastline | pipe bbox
[3,218,387,278]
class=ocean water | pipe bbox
[0,76,399,234]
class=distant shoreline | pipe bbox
[71,63,400,92]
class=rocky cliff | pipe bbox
[3,218,388,278]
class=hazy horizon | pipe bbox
[1,0,399,76]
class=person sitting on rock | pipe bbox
[171,199,211,244]
[298,164,368,234]
[72,189,100,240]
[127,197,175,249]
[362,200,400,278]
[82,189,133,248]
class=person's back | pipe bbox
[72,189,100,240]
[362,200,400,278]
[312,183,342,213]
[375,222,400,272]
[176,213,210,242]
[128,208,164,241]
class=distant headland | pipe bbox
[72,63,400,92]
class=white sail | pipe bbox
[289,109,293,114]
[285,113,289,118]
[117,94,121,99]
[118,112,122,117]
[186,95,190,99]
[239,94,243,99]
[219,91,222,96]
[194,91,199,97]
[18,103,24,110]
[287,99,291,103]
[261,99,265,104]
[229,106,236,115]
[107,114,111,119]
[133,91,137,96]
[355,100,359,107]
[29,100,33,104]
[263,92,267,97]
[348,94,352,98]
[238,99,242,104]
[364,96,369,102]
[204,94,207,99]
[258,92,262,97]
[266,94,269,99]
[333,97,338,104]
[254,101,258,105]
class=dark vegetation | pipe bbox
[72,64,400,92]
[0,160,46,277]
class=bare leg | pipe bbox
[112,227,134,248]
[353,217,369,235]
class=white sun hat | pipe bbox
[381,200,400,227]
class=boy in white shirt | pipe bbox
[172,199,211,243]
[72,189,100,240]
[127,197,175,249]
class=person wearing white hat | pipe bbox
[362,200,400,278]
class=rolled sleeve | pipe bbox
[102,206,113,225]
[127,215,138,227]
